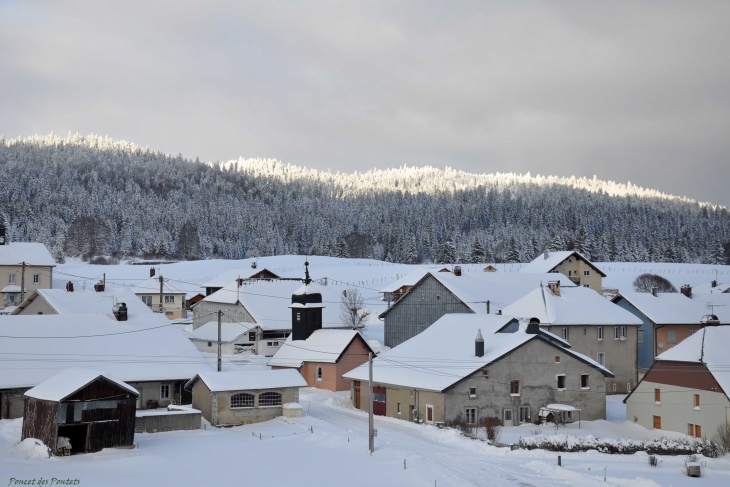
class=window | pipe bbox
[465,407,477,425]
[583,284,590,288]
[231,393,254,408]
[33,274,39,284]
[207,341,212,347]
[694,394,700,409]
[612,383,617,392]
[267,341,279,347]
[510,380,520,395]
[580,374,589,389]
[695,425,702,438]
[667,330,677,344]
[482,368,489,378]
[554,356,560,364]
[259,392,282,407]
[165,295,175,303]
[638,330,645,343]
[597,327,603,340]
[597,353,605,366]
[421,294,425,300]
[519,406,530,423]
[249,331,256,341]
[160,384,170,399]
[296,312,301,321]
[653,415,661,430]
[621,326,627,339]
[562,328,568,340]
[614,327,620,340]
[7,294,15,304]
[469,387,476,398]
[8,274,15,284]
[583,328,587,335]
[316,367,323,381]
[627,383,631,392]
[397,403,402,415]
[373,391,386,402]
[584,270,590,276]
[654,388,660,403]
[557,375,566,390]
[688,424,695,436]
[142,295,152,306]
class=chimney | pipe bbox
[65,281,74,292]
[701,314,720,326]
[454,266,462,277]
[94,280,105,292]
[113,302,128,321]
[712,279,717,288]
[547,280,561,297]
[526,318,541,335]
[680,284,692,298]
[544,250,549,260]
[651,287,658,297]
[475,329,484,357]
[486,300,490,314]
[236,278,244,287]
[150,267,156,278]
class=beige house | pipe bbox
[185,369,306,426]
[502,283,643,394]
[519,250,605,293]
[625,325,730,438]
[132,276,187,319]
[0,242,56,309]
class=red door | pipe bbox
[372,387,386,416]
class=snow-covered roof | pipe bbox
[185,369,306,392]
[518,250,606,277]
[267,330,371,368]
[13,288,152,316]
[692,282,730,294]
[382,271,576,318]
[201,268,297,289]
[292,281,324,296]
[654,325,730,399]
[0,312,210,389]
[502,286,643,326]
[130,277,187,295]
[344,314,612,392]
[187,321,255,343]
[202,279,378,330]
[541,404,580,412]
[0,242,56,266]
[24,368,138,402]
[378,268,441,293]
[1,285,24,293]
[615,292,730,325]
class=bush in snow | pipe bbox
[484,417,502,444]
[632,273,678,293]
[648,455,658,467]
[517,434,721,458]
[713,423,730,455]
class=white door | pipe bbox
[503,408,513,426]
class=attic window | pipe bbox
[584,270,590,276]
[554,356,560,363]
[436,295,440,300]
[469,387,476,398]
[510,380,520,396]
[557,375,566,390]
[422,294,425,300]
[482,368,489,378]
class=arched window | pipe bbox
[316,367,323,381]
[258,392,282,407]
[230,393,254,409]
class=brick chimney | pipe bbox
[680,284,692,298]
[65,281,74,292]
[547,281,561,297]
[93,280,105,292]
[454,266,462,277]
[150,267,156,278]
[712,279,717,288]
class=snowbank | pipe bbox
[518,434,721,457]
[13,438,51,459]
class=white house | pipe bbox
[0,242,56,309]
[132,277,187,319]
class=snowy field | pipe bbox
[3,389,730,487]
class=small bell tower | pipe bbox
[290,261,326,341]
[0,221,6,245]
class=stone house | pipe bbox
[185,369,306,426]
[344,314,613,426]
[519,250,605,293]
[502,283,643,394]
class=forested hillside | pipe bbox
[1,134,728,265]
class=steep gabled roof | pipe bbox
[613,292,729,325]
[267,330,373,368]
[0,242,56,266]
[24,368,138,402]
[519,250,606,277]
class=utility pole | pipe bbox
[103,273,106,290]
[368,352,374,453]
[159,275,164,314]
[20,261,26,303]
[217,310,222,372]
[486,300,490,314]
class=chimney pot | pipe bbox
[150,267,156,278]
[454,266,462,277]
[65,281,74,292]
[94,280,105,293]
[680,284,692,298]
[475,329,484,357]
[544,250,549,260]
[526,318,541,335]
[651,287,658,297]
[712,279,717,288]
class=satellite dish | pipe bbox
[657,342,664,349]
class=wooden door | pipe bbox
[426,405,433,422]
[653,415,661,430]
[372,387,386,416]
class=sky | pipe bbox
[1,1,728,206]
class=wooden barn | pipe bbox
[21,368,138,455]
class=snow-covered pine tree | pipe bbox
[549,234,566,252]
[470,238,485,263]
[505,237,521,263]
[335,237,350,258]
[435,234,456,264]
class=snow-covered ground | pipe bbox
[2,390,730,487]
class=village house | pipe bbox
[12,287,151,316]
[344,314,613,426]
[519,250,605,293]
[612,289,730,375]
[132,275,187,319]
[0,235,56,309]
[200,266,297,296]
[380,270,572,348]
[22,368,138,455]
[624,321,730,438]
[502,282,643,394]
[268,264,373,391]
[186,369,306,426]
[0,308,208,419]
[187,321,257,354]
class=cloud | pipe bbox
[1,0,728,205]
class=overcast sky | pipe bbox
[1,1,728,206]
